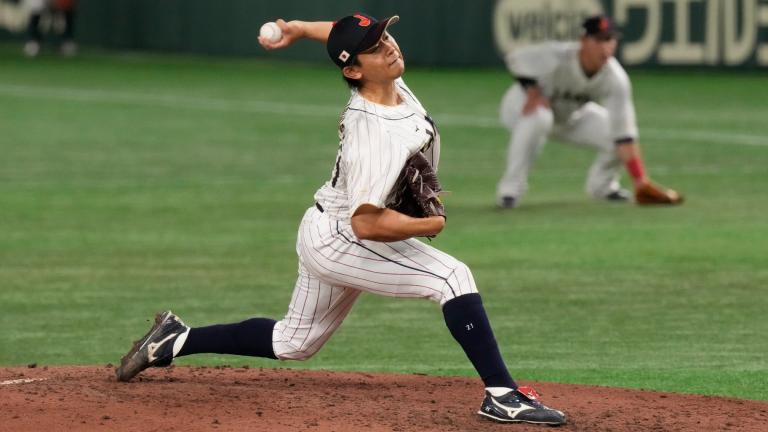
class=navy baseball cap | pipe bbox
[582,15,619,40]
[327,13,400,68]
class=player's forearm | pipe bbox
[522,82,549,114]
[293,21,333,43]
[615,140,641,162]
[351,208,445,242]
[259,19,332,51]
[616,139,651,184]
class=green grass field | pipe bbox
[1,44,766,401]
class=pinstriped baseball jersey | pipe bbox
[314,78,441,221]
[271,78,477,361]
[505,41,638,142]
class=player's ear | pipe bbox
[342,65,363,81]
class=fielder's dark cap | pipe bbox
[582,15,619,40]
[327,13,400,68]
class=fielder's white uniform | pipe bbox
[24,0,49,13]
[272,78,478,360]
[497,41,639,202]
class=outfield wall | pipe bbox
[1,0,767,67]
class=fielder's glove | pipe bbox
[635,181,684,205]
[388,151,446,223]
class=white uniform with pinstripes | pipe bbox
[272,78,478,360]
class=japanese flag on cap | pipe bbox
[327,13,400,68]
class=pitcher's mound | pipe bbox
[1,366,766,431]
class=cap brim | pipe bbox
[357,15,400,53]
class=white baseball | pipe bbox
[260,22,282,43]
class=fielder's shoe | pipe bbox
[478,386,567,426]
[23,40,40,58]
[635,181,684,205]
[60,41,78,57]
[498,196,517,209]
[604,188,631,202]
[116,311,190,382]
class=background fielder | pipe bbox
[22,0,77,57]
[116,13,566,426]
[496,15,683,209]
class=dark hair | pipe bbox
[342,56,363,89]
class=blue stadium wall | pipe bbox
[1,0,767,67]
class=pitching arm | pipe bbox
[259,20,333,50]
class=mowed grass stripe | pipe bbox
[1,83,766,147]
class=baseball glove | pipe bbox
[388,151,445,220]
[635,181,684,205]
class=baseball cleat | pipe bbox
[498,196,517,209]
[478,386,567,426]
[635,181,684,205]
[23,41,40,58]
[60,41,78,57]
[604,188,631,202]
[116,311,190,382]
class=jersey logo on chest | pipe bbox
[551,89,591,105]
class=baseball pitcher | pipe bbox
[115,13,566,426]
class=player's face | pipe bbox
[356,32,405,83]
[581,36,617,70]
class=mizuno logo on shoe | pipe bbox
[147,333,179,362]
[491,397,534,418]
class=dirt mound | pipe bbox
[1,366,766,431]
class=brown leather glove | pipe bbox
[388,152,445,220]
[635,181,684,205]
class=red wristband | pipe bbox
[625,157,646,184]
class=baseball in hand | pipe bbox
[260,22,282,43]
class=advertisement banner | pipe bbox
[493,0,768,67]
[2,0,767,67]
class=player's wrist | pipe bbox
[288,20,306,39]
[424,215,445,235]
[296,21,333,43]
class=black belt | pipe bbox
[315,202,324,212]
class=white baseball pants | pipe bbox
[272,206,478,360]
[23,0,48,13]
[496,84,622,203]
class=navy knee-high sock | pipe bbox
[443,293,516,389]
[63,10,75,41]
[27,14,42,42]
[177,318,277,359]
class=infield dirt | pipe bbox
[1,366,766,431]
